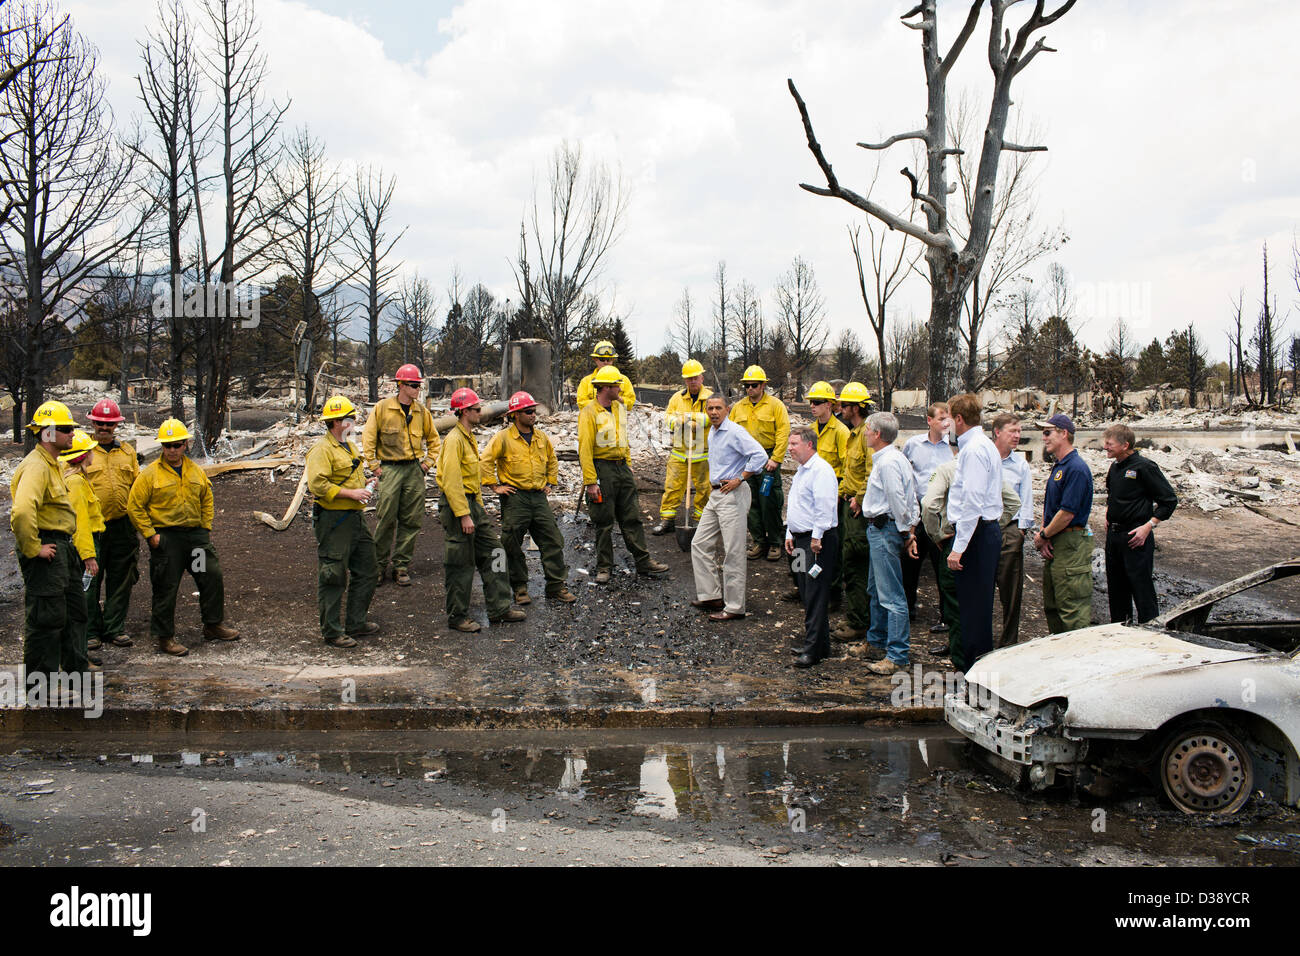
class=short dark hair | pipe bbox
[1104,423,1135,449]
[947,393,982,426]
[991,413,1019,434]
[926,402,949,419]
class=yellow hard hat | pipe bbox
[681,359,704,378]
[591,365,624,386]
[838,382,872,405]
[156,418,192,442]
[807,381,837,402]
[590,340,617,360]
[29,400,76,431]
[741,365,767,384]
[322,395,357,420]
[58,429,98,461]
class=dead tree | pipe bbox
[389,272,436,373]
[0,1,153,445]
[789,0,1076,401]
[1229,289,1252,404]
[730,278,764,372]
[710,260,730,383]
[773,255,829,400]
[512,141,626,403]
[188,0,292,449]
[671,287,703,361]
[345,164,404,401]
[849,213,921,411]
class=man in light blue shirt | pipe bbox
[861,412,919,675]
[945,394,1004,665]
[901,401,954,635]
[784,426,840,668]
[691,395,771,620]
[992,413,1033,646]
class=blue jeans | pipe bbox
[867,524,911,665]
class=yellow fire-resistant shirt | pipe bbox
[66,471,106,561]
[575,370,636,410]
[83,440,139,521]
[9,445,76,558]
[840,421,874,499]
[361,397,440,472]
[306,432,367,511]
[728,392,790,462]
[482,424,559,492]
[435,421,484,518]
[578,398,630,485]
[814,416,850,479]
[127,456,214,537]
[665,386,712,462]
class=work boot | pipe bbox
[203,623,241,642]
[831,622,866,642]
[782,588,801,603]
[746,543,764,559]
[513,587,532,605]
[450,618,481,633]
[548,586,578,603]
[87,637,102,651]
[325,635,358,648]
[158,636,189,656]
[868,658,901,676]
[376,564,389,587]
[651,518,675,536]
[347,622,380,638]
[766,546,782,561]
[637,559,670,578]
[594,568,612,585]
[394,567,411,587]
[107,634,134,647]
[490,609,527,624]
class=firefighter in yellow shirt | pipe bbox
[483,391,576,604]
[575,341,636,410]
[83,397,139,650]
[728,365,790,560]
[126,419,240,656]
[652,359,712,536]
[9,401,87,678]
[361,363,440,586]
[305,395,380,648]
[578,366,670,584]
[833,382,876,640]
[62,430,105,664]
[436,388,526,633]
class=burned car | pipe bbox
[944,559,1300,814]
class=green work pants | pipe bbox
[937,537,966,672]
[19,533,88,676]
[148,527,225,640]
[841,506,871,630]
[591,459,652,572]
[500,488,568,594]
[746,469,785,549]
[1043,528,1095,634]
[439,495,513,623]
[314,508,379,640]
[87,515,139,640]
[374,460,425,571]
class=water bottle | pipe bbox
[760,472,775,497]
[82,570,93,591]
[364,475,379,503]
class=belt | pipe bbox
[40,531,71,541]
[1055,526,1087,535]
[384,458,418,464]
[1108,521,1148,533]
[868,514,893,529]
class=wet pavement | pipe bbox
[3,728,1298,866]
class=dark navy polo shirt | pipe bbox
[1043,447,1092,529]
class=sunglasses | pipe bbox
[55,425,75,434]
[810,399,827,406]
[517,408,536,415]
[161,441,184,449]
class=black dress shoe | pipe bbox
[929,642,951,656]
[793,652,823,668]
[930,622,950,634]
[691,598,725,610]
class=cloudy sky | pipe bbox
[65,0,1300,362]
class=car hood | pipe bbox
[965,623,1266,709]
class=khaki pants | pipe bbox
[994,526,1025,647]
[691,481,751,614]
[1043,528,1095,634]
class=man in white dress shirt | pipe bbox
[784,426,840,668]
[991,413,1033,647]
[861,412,920,676]
[691,394,772,621]
[945,394,1005,665]
[901,401,955,634]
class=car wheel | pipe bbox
[1158,723,1254,815]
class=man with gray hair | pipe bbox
[784,425,840,668]
[860,412,919,675]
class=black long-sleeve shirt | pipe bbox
[1106,451,1178,526]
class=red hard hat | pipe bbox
[508,390,537,414]
[449,387,481,411]
[395,363,422,383]
[88,398,125,423]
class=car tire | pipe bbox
[1157,721,1255,815]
